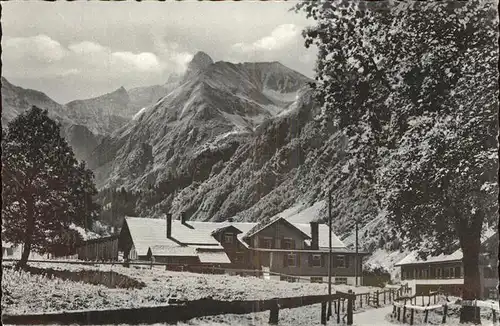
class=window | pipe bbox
[287,253,297,267]
[436,268,442,278]
[484,267,496,279]
[443,268,450,278]
[311,277,323,283]
[233,254,243,263]
[335,277,348,285]
[488,288,498,299]
[282,238,295,249]
[261,237,273,249]
[455,267,461,278]
[224,233,233,244]
[312,254,322,267]
[336,255,346,268]
[280,276,298,283]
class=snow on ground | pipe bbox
[365,248,410,282]
[2,261,382,316]
[132,107,148,120]
[263,88,298,103]
[279,200,326,223]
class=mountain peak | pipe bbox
[185,51,214,79]
[191,51,213,68]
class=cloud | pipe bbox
[232,24,300,53]
[111,52,162,72]
[3,34,68,63]
[3,36,189,82]
[151,36,193,74]
[68,41,107,54]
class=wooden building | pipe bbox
[116,214,370,284]
[396,232,498,299]
[240,218,370,284]
[77,235,119,261]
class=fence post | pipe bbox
[492,308,497,323]
[347,290,354,325]
[337,297,341,324]
[410,308,414,325]
[321,301,327,325]
[342,298,345,312]
[384,291,386,305]
[397,307,401,321]
[421,295,424,306]
[424,309,429,323]
[403,305,407,323]
[269,299,279,325]
[376,290,379,307]
[442,304,448,324]
[360,295,363,308]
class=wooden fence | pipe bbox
[353,284,411,310]
[2,292,357,325]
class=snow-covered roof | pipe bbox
[245,217,312,240]
[69,224,100,241]
[294,223,346,249]
[149,245,197,257]
[395,249,463,266]
[124,217,254,257]
[395,230,498,267]
[2,241,14,248]
[124,216,348,258]
[197,251,231,264]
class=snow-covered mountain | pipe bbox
[87,53,394,267]
[1,76,180,161]
[87,52,313,190]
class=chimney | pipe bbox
[181,211,187,225]
[166,213,172,238]
[310,221,319,250]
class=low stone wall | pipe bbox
[24,266,146,289]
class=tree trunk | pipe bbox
[17,198,35,269]
[460,232,482,324]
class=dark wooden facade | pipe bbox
[77,235,119,261]
[212,226,254,269]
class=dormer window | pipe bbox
[224,233,233,244]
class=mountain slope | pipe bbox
[88,52,314,191]
[1,78,101,161]
[1,77,68,126]
[63,87,131,135]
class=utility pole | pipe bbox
[327,188,333,318]
[355,219,359,287]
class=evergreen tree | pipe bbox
[2,106,100,267]
[297,1,498,322]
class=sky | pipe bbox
[1,1,317,103]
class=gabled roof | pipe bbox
[244,217,312,240]
[211,225,244,237]
[124,217,254,256]
[395,230,498,267]
[294,223,346,248]
[123,216,349,258]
